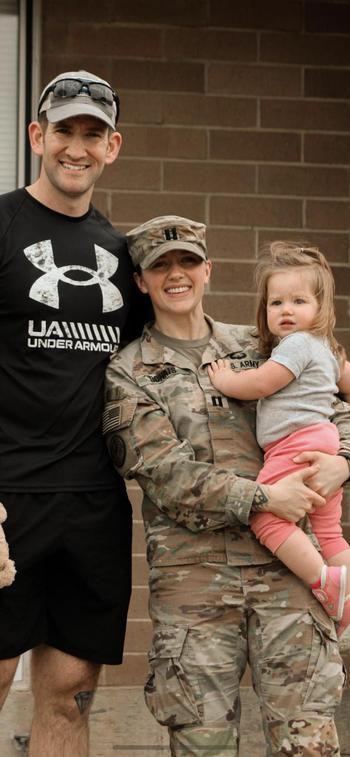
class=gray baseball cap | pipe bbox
[127,215,207,270]
[37,70,119,130]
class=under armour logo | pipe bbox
[23,240,123,312]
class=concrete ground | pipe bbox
[2,685,350,756]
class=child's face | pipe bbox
[266,267,319,339]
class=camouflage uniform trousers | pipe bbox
[145,561,345,756]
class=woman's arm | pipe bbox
[293,397,350,496]
[104,361,324,532]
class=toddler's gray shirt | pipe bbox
[256,331,340,449]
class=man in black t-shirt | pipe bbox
[0,70,144,756]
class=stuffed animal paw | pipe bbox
[0,502,16,588]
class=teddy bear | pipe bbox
[0,502,16,588]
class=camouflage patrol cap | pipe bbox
[126,215,207,269]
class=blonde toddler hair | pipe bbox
[255,241,345,365]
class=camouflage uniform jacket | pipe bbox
[104,317,350,568]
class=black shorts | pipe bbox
[0,489,132,665]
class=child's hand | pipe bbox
[208,359,233,394]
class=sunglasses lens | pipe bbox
[89,83,114,105]
[53,80,82,98]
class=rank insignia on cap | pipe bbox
[164,227,178,241]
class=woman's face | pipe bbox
[135,249,212,322]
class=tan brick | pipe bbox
[210,130,300,162]
[306,201,350,231]
[331,266,350,297]
[162,93,257,128]
[342,524,350,546]
[91,191,110,218]
[128,588,149,619]
[208,63,300,97]
[258,165,348,197]
[96,159,161,191]
[210,196,302,228]
[119,92,162,126]
[111,193,206,226]
[204,293,256,325]
[127,483,143,515]
[133,522,146,553]
[305,2,350,34]
[40,57,113,87]
[336,331,350,356]
[304,134,350,166]
[42,0,117,22]
[342,487,350,522]
[102,653,149,686]
[124,620,152,652]
[41,21,69,56]
[261,99,350,132]
[121,126,206,159]
[111,60,204,93]
[210,261,255,294]
[43,0,208,25]
[164,161,255,194]
[209,0,302,32]
[261,31,350,66]
[305,68,350,100]
[65,24,163,58]
[132,554,150,586]
[258,231,350,264]
[207,228,256,260]
[165,28,257,62]
[335,299,350,329]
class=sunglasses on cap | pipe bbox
[37,77,120,124]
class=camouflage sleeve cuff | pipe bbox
[337,452,350,481]
[225,479,259,526]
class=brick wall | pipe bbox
[41,0,350,687]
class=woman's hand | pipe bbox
[264,464,326,522]
[292,451,349,498]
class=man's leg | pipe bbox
[0,656,20,709]
[29,645,101,757]
[248,562,343,756]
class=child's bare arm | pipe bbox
[208,358,295,400]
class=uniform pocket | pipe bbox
[144,624,202,727]
[302,605,345,712]
[257,604,345,720]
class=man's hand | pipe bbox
[262,464,326,521]
[293,451,349,497]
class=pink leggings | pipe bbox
[252,422,349,560]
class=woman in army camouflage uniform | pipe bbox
[104,215,350,757]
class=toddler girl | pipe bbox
[208,242,350,647]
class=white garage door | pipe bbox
[0,1,19,193]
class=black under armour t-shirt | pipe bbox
[0,187,143,491]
